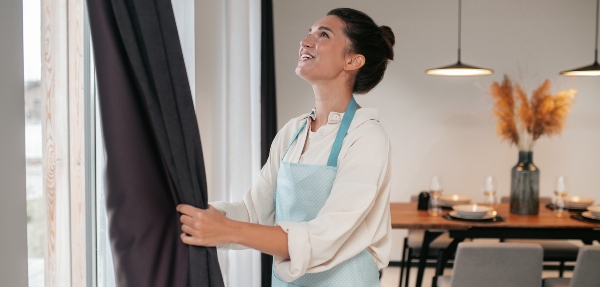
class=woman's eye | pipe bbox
[321,32,329,38]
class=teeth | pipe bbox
[301,53,314,59]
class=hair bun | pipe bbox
[379,25,395,60]
[380,25,395,47]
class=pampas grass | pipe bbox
[490,75,576,151]
[491,76,519,146]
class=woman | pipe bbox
[177,8,394,286]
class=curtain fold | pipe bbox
[86,0,224,286]
[260,0,278,285]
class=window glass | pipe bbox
[95,78,116,287]
[23,0,45,285]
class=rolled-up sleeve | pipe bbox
[273,124,392,282]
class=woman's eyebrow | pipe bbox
[308,26,335,35]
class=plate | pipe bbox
[587,204,600,211]
[581,211,600,220]
[566,203,593,209]
[586,205,600,217]
[545,203,588,212]
[565,201,593,205]
[449,211,495,220]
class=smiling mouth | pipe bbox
[299,53,314,61]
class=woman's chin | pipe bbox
[295,66,311,80]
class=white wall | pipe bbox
[274,0,600,260]
[0,0,28,285]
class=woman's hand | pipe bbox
[177,204,236,247]
[177,204,290,258]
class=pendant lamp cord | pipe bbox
[457,0,462,63]
[594,0,600,64]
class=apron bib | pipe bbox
[271,97,380,287]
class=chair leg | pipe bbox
[431,251,444,287]
[405,248,413,287]
[559,261,565,278]
[399,238,408,287]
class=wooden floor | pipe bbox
[379,266,574,287]
[27,256,577,287]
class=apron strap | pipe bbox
[327,97,357,167]
[281,97,358,166]
[281,113,311,161]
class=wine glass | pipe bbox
[554,176,568,217]
[482,176,498,215]
[428,175,444,216]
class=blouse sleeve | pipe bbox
[273,123,391,282]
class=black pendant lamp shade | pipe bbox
[426,0,493,76]
[426,61,493,76]
[561,0,600,76]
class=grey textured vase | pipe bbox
[510,151,540,215]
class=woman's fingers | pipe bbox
[177,204,199,217]
[180,214,195,227]
[178,205,205,245]
[177,204,229,246]
[181,233,201,246]
[181,223,195,236]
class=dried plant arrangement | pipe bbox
[490,75,576,151]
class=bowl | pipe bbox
[587,205,600,217]
[564,196,595,208]
[453,204,491,218]
[439,194,472,206]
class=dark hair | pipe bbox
[327,8,395,94]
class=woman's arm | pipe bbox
[177,204,290,259]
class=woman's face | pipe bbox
[295,15,355,82]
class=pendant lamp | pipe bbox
[560,0,600,76]
[426,0,493,76]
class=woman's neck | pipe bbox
[310,81,354,132]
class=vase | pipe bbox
[510,151,540,215]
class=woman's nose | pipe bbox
[300,37,314,48]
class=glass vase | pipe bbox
[510,151,540,215]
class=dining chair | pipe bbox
[543,246,600,287]
[437,242,543,287]
[398,194,455,287]
[501,196,580,277]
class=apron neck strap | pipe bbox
[281,97,358,166]
[327,97,357,167]
[282,118,309,160]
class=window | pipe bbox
[24,1,192,285]
[23,0,116,285]
[23,0,45,285]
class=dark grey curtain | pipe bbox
[86,0,224,286]
[260,0,278,285]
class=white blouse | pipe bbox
[209,107,392,282]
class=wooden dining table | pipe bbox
[390,202,600,287]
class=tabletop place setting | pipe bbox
[424,175,506,223]
[580,205,600,222]
[421,174,600,225]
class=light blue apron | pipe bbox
[271,97,380,287]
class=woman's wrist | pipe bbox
[224,218,243,245]
[222,221,289,258]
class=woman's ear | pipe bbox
[344,54,365,71]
